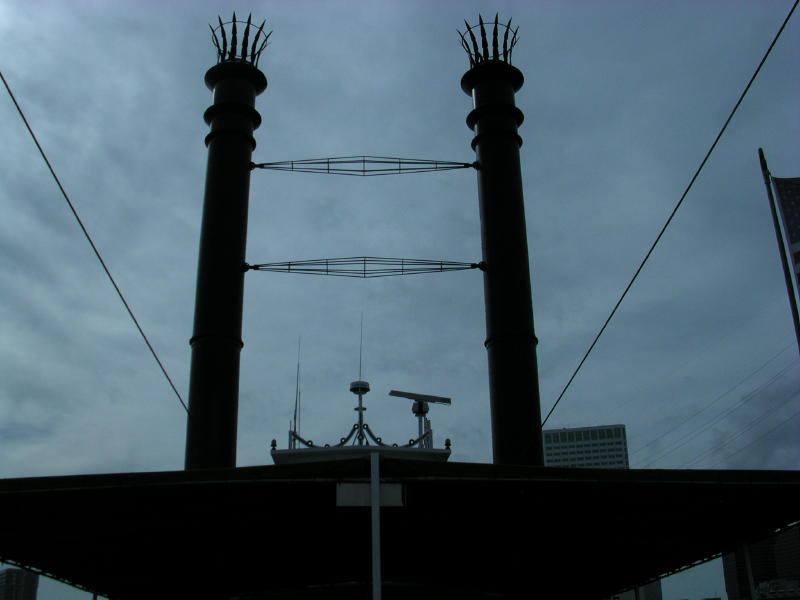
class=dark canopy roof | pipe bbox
[1,458,798,599]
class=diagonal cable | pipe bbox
[630,342,794,457]
[639,359,799,467]
[680,384,800,468]
[0,71,188,414]
[703,402,800,469]
[542,0,799,427]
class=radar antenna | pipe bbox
[389,390,452,449]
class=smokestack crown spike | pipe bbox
[210,14,271,66]
[458,14,519,68]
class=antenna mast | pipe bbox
[290,336,302,448]
[358,312,364,380]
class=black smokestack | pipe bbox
[185,15,269,470]
[460,15,544,466]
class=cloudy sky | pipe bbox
[1,1,797,598]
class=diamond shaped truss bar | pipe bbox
[247,257,482,278]
[251,156,475,176]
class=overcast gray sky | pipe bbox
[1,1,797,598]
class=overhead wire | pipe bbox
[541,0,799,427]
[630,342,794,457]
[703,402,800,468]
[680,385,800,468]
[0,71,188,414]
[638,359,799,468]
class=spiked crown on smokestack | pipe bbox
[209,13,271,66]
[458,14,519,67]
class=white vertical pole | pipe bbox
[370,452,382,600]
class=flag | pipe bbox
[760,148,800,355]
[772,176,800,289]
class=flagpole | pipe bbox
[759,148,800,356]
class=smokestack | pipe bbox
[185,15,269,470]
[459,16,544,466]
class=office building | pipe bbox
[0,568,38,600]
[543,424,630,469]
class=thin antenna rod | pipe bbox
[293,336,301,432]
[359,313,364,380]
